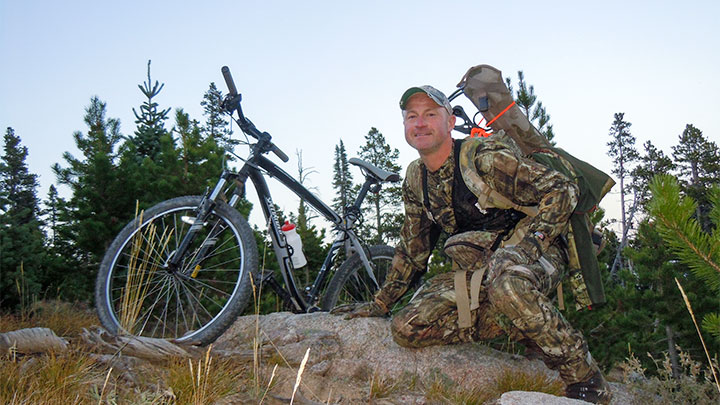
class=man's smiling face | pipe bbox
[403,93,455,157]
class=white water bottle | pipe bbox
[281,221,307,269]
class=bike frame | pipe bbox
[236,154,380,312]
[178,136,382,313]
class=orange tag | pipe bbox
[470,127,491,138]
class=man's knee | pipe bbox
[486,269,534,308]
[390,312,424,348]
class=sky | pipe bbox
[1,1,719,232]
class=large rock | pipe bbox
[216,312,558,390]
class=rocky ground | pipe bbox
[2,311,637,404]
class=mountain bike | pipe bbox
[95,66,401,346]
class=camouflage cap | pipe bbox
[400,85,452,115]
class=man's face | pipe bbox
[403,93,455,155]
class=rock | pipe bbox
[216,312,558,392]
[497,391,590,404]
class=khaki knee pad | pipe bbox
[443,231,495,270]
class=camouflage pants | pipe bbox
[390,245,599,384]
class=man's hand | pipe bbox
[330,301,388,319]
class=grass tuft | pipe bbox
[0,348,101,404]
[0,300,97,336]
[619,346,719,404]
[166,346,247,404]
[493,368,564,397]
[118,207,172,335]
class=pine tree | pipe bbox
[201,82,234,151]
[607,112,640,277]
[671,124,720,232]
[131,60,171,159]
[356,128,403,244]
[39,185,86,301]
[0,127,45,308]
[53,97,137,272]
[332,140,354,213]
[648,174,720,343]
[506,71,555,142]
[631,140,675,210]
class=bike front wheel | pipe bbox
[95,196,257,345]
[320,245,395,310]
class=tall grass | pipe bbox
[421,367,563,404]
[118,208,171,334]
[165,345,246,404]
[0,349,100,404]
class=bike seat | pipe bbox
[349,158,401,182]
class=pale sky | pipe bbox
[1,1,718,232]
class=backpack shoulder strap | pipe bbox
[422,138,468,223]
[421,164,433,222]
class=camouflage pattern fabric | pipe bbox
[376,136,600,385]
[443,231,495,270]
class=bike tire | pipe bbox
[320,245,395,310]
[95,195,257,345]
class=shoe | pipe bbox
[565,371,612,404]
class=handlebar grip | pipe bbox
[221,66,238,96]
[272,144,289,162]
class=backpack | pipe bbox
[453,64,615,309]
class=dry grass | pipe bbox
[0,349,101,405]
[422,370,492,405]
[619,347,720,405]
[369,371,403,399]
[420,367,562,404]
[0,300,98,337]
[165,346,248,404]
[119,208,172,334]
[493,368,565,396]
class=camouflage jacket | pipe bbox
[374,134,579,308]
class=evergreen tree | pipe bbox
[131,60,170,159]
[356,127,403,245]
[332,140,354,213]
[671,124,720,232]
[53,97,137,277]
[200,82,234,151]
[606,112,640,277]
[0,128,45,308]
[631,140,675,210]
[39,185,86,301]
[648,174,720,342]
[506,71,555,142]
[567,218,719,371]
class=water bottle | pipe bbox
[281,221,307,269]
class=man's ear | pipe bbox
[448,114,456,132]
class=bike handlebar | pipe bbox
[221,66,289,163]
[221,66,238,96]
[271,144,289,162]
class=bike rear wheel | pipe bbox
[320,245,394,310]
[95,196,257,345]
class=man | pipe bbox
[336,85,612,404]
